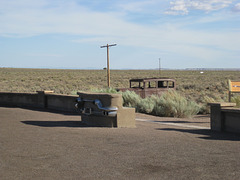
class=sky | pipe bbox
[0,0,240,69]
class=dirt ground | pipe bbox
[1,106,240,180]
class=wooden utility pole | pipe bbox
[100,43,117,88]
[159,58,161,77]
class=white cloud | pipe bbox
[167,0,189,15]
[232,2,240,11]
[117,0,157,13]
[0,1,123,37]
[0,0,240,68]
[165,0,233,15]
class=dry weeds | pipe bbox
[1,68,240,106]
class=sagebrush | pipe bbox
[122,90,200,118]
[1,68,240,115]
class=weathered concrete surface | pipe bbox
[208,102,240,133]
[77,92,135,128]
[0,91,78,111]
[1,107,240,179]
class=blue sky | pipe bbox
[0,0,240,69]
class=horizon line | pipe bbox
[1,67,240,71]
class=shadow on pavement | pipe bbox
[157,128,240,141]
[21,120,89,128]
[152,120,208,124]
[1,105,79,116]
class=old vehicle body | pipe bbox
[118,78,176,98]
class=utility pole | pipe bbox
[159,58,161,77]
[100,43,117,88]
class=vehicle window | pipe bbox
[158,81,167,88]
[147,81,156,88]
[168,81,174,88]
[130,81,144,88]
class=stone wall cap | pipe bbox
[0,92,37,95]
[37,91,54,94]
[47,93,78,97]
[222,108,240,113]
[77,91,122,98]
[208,102,236,107]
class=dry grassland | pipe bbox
[0,68,240,104]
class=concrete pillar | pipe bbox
[209,104,222,131]
[208,103,236,132]
[37,91,54,108]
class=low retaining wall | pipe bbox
[0,91,135,128]
[208,102,240,133]
[222,108,240,133]
[0,92,40,108]
[47,94,78,112]
[0,91,133,115]
[0,91,78,112]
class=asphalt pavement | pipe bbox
[1,106,240,180]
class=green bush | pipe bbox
[122,90,141,108]
[138,96,155,114]
[231,95,240,107]
[122,91,155,114]
[198,95,217,114]
[152,91,200,118]
[90,87,120,94]
[122,90,200,118]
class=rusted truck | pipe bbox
[117,77,176,98]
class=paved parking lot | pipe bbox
[1,106,240,179]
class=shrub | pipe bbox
[231,95,240,107]
[122,91,155,114]
[122,90,141,108]
[138,96,155,114]
[153,91,200,118]
[198,95,217,114]
[90,87,119,94]
[122,90,200,118]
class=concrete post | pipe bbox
[208,102,236,132]
[37,91,54,108]
[209,104,223,131]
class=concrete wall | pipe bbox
[46,94,78,112]
[0,91,135,128]
[222,109,240,133]
[0,92,39,108]
[208,102,240,133]
[0,91,78,112]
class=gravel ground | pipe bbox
[1,107,240,180]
